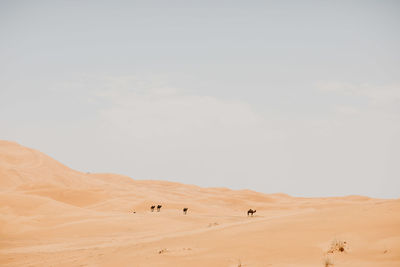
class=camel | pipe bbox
[157,205,162,212]
[150,205,155,212]
[247,209,256,216]
[183,208,188,215]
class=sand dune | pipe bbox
[0,140,399,266]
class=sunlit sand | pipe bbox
[1,140,399,266]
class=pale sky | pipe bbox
[1,1,399,198]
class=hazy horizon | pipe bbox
[1,1,399,198]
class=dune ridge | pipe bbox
[0,140,399,266]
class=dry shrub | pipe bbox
[328,239,348,253]
[158,248,168,254]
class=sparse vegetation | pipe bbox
[158,248,168,254]
[328,239,348,253]
[207,222,219,227]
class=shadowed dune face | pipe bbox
[0,140,400,267]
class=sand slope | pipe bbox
[0,140,399,266]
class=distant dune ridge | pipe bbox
[0,140,399,266]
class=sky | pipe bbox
[1,0,399,198]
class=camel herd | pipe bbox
[150,205,163,212]
[132,206,257,216]
[150,205,188,214]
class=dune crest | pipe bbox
[0,140,399,267]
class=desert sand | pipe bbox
[0,140,399,267]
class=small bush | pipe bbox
[328,239,347,253]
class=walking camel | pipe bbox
[150,205,155,212]
[183,208,188,215]
[157,205,162,212]
[247,209,256,216]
